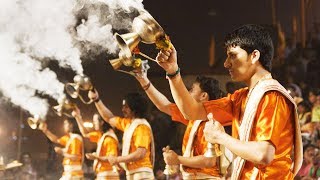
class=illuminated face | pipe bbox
[189,83,204,102]
[309,92,317,104]
[224,46,254,82]
[92,114,100,131]
[22,154,31,164]
[122,100,134,118]
[63,120,72,133]
[297,104,306,114]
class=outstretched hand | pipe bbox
[88,88,99,101]
[71,106,81,118]
[86,153,97,160]
[162,146,180,165]
[107,155,118,166]
[38,122,47,132]
[156,46,179,74]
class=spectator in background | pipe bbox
[298,101,312,127]
[309,89,320,123]
[308,153,320,179]
[287,84,303,105]
[16,152,37,180]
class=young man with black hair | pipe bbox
[72,109,119,180]
[135,67,228,179]
[156,24,303,179]
[88,91,155,180]
[40,118,84,179]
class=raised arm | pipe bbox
[134,68,172,115]
[39,122,59,144]
[156,46,207,120]
[72,107,90,138]
[88,89,117,127]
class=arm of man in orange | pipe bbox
[156,46,208,120]
[204,123,274,165]
[163,149,216,168]
[39,122,59,144]
[88,136,118,162]
[107,125,150,165]
[204,92,290,165]
[72,107,91,138]
[110,148,147,164]
[87,89,117,127]
[134,68,172,115]
[55,138,82,161]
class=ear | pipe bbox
[200,92,209,101]
[251,50,260,64]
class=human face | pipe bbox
[309,92,317,104]
[63,120,72,133]
[122,100,134,118]
[297,104,306,114]
[224,46,254,82]
[304,146,316,163]
[22,154,31,164]
[93,114,100,131]
[189,83,204,102]
[287,88,296,98]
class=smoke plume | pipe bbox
[0,0,144,117]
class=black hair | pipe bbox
[65,117,81,134]
[20,152,31,162]
[94,113,112,132]
[195,76,223,100]
[297,101,312,112]
[224,24,274,71]
[124,92,148,118]
[309,88,320,96]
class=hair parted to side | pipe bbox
[124,92,148,118]
[224,24,274,71]
[195,76,223,100]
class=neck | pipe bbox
[245,67,271,90]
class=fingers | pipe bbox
[207,113,221,126]
[157,52,169,62]
[162,145,170,153]
[207,113,214,121]
[156,49,173,62]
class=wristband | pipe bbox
[142,81,151,91]
[94,97,100,103]
[166,67,180,79]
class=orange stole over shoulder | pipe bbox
[181,120,221,179]
[203,79,303,180]
[231,79,302,180]
[170,104,221,177]
[58,133,84,177]
[113,117,154,173]
[89,131,119,173]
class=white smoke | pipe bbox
[0,35,65,118]
[0,0,145,117]
[75,0,144,55]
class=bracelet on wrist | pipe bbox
[94,97,100,103]
[142,81,151,91]
[166,67,180,79]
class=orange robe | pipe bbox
[113,117,153,171]
[58,134,84,177]
[170,104,220,177]
[88,131,118,173]
[203,88,295,179]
